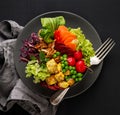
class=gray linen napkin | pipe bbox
[0,20,57,115]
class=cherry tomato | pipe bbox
[74,51,83,60]
[75,60,87,73]
[67,57,76,66]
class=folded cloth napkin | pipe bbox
[0,20,57,115]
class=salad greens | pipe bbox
[25,60,50,83]
[20,16,95,90]
[70,28,95,66]
[40,16,65,43]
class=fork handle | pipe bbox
[50,87,70,105]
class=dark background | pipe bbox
[0,0,120,115]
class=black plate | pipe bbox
[14,11,103,99]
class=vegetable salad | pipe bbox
[20,16,95,90]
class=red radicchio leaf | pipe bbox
[40,82,63,91]
[55,41,75,56]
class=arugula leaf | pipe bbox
[39,51,45,62]
[39,51,50,63]
[30,55,37,60]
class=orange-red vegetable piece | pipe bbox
[54,25,77,51]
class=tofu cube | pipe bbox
[58,81,69,89]
[46,75,57,85]
[54,72,64,82]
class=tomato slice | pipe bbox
[64,36,76,44]
[54,25,77,51]
[65,42,76,51]
[57,25,68,31]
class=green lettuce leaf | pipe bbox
[70,28,95,66]
[40,16,65,43]
[25,60,50,83]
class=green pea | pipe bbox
[75,78,79,82]
[61,60,65,64]
[73,70,77,75]
[60,56,63,60]
[61,63,65,68]
[65,66,69,70]
[64,61,68,66]
[63,54,67,58]
[72,66,75,70]
[69,66,73,70]
[53,54,57,58]
[72,75,76,79]
[70,70,74,74]
[65,67,69,72]
[62,69,66,73]
[77,73,83,77]
[63,57,67,61]
[78,77,82,81]
[56,51,60,56]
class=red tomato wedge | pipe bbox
[54,25,77,51]
[64,35,76,43]
[65,42,76,51]
[57,25,68,31]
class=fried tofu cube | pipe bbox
[67,78,75,86]
[58,81,69,89]
[64,70,70,75]
[54,72,64,82]
[57,63,62,72]
[46,59,58,74]
[46,75,57,85]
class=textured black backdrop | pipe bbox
[0,0,120,115]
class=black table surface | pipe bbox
[0,0,120,115]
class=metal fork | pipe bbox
[90,37,115,65]
[50,37,115,106]
[95,37,115,63]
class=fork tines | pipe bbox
[95,37,115,61]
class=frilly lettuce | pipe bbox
[40,16,65,43]
[70,28,95,66]
[25,60,50,83]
